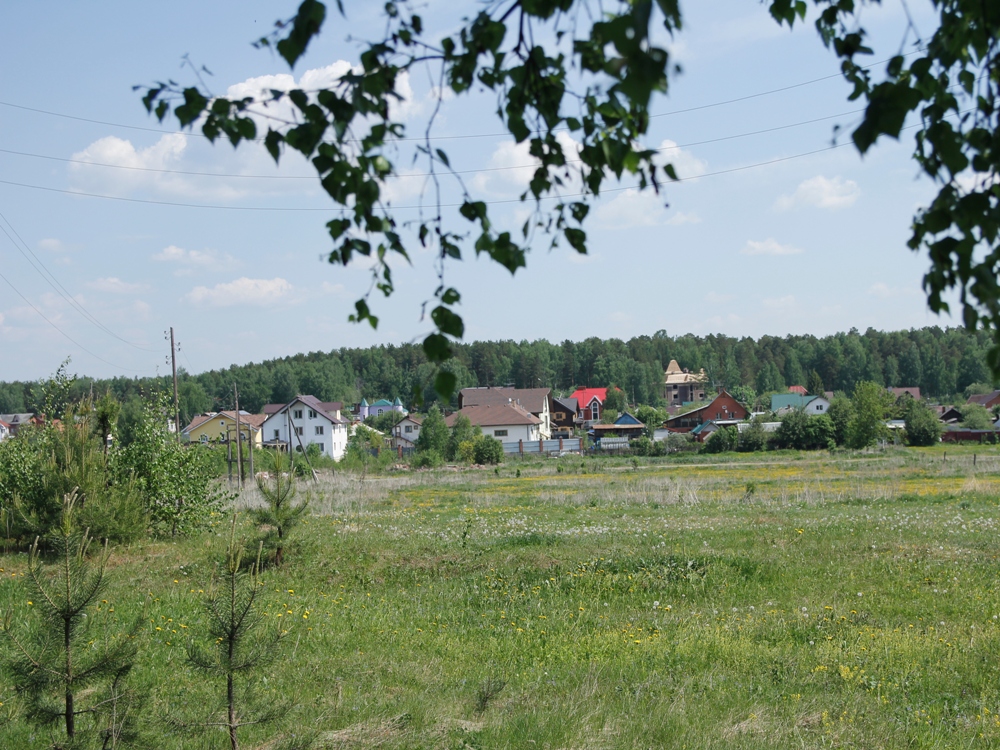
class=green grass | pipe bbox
[3,446,1000,748]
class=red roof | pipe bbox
[570,387,607,406]
[788,385,807,395]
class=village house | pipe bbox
[358,397,406,419]
[458,386,552,438]
[392,414,423,449]
[550,396,578,437]
[182,411,266,447]
[262,395,349,459]
[569,387,607,425]
[788,385,808,395]
[446,402,542,442]
[663,359,708,407]
[0,413,40,437]
[663,389,748,432]
[0,419,10,442]
[967,390,1000,409]
[770,393,831,415]
[890,386,922,401]
[590,412,645,442]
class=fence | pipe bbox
[501,437,584,456]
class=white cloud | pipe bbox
[868,282,920,299]
[665,211,701,226]
[594,189,669,228]
[741,238,803,256]
[151,245,237,275]
[774,175,860,211]
[86,277,148,294]
[321,281,346,295]
[186,277,293,307]
[38,238,66,253]
[0,312,5,326]
[763,295,796,309]
[655,139,708,179]
[471,131,582,195]
[704,291,734,304]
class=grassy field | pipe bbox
[4,445,1000,748]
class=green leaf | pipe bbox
[430,305,465,338]
[423,333,452,363]
[276,0,327,68]
[435,149,450,168]
[434,370,457,401]
[564,227,587,254]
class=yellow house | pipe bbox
[182,411,265,447]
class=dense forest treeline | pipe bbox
[1,326,995,425]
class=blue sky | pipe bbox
[0,1,951,382]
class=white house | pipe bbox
[446,403,542,443]
[0,420,10,442]
[392,414,423,448]
[261,395,349,460]
[458,387,552,439]
[770,393,831,416]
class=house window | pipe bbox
[494,429,508,437]
[200,434,208,443]
[318,443,325,452]
[377,408,384,415]
[591,403,599,421]
[273,429,280,440]
[293,409,303,420]
[308,409,317,419]
[404,425,412,433]
[295,427,304,436]
[315,426,324,435]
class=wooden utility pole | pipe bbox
[234,385,243,490]
[169,327,181,443]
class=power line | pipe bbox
[0,138,856,211]
[0,209,157,351]
[0,106,866,179]
[0,236,144,373]
[0,51,909,145]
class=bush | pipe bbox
[737,419,769,452]
[702,426,737,454]
[905,400,943,445]
[456,440,477,463]
[473,435,504,465]
[773,411,835,451]
[629,436,666,456]
[410,450,444,469]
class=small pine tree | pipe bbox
[251,451,308,568]
[3,491,141,748]
[185,519,304,750]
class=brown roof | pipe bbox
[967,390,1000,406]
[264,396,346,424]
[458,387,551,414]
[218,411,266,429]
[445,403,542,428]
[182,413,214,434]
[891,387,922,400]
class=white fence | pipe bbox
[501,437,585,455]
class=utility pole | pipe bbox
[234,384,243,490]
[166,327,181,443]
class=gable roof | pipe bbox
[770,393,829,412]
[182,413,215,434]
[554,397,578,413]
[614,411,644,426]
[445,403,542,428]
[570,387,607,407]
[788,385,807,395]
[264,395,347,424]
[370,398,394,407]
[458,387,551,414]
[664,389,747,423]
[967,390,1000,406]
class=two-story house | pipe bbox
[261,395,349,459]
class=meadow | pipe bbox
[3,445,1000,748]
